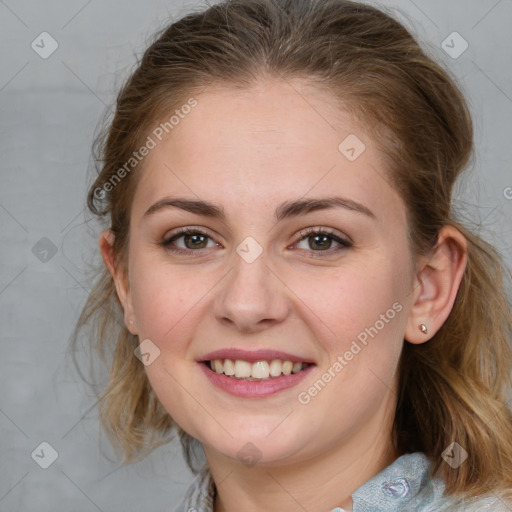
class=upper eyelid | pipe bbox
[296,226,351,243]
[163,226,214,241]
[163,225,346,238]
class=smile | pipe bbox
[207,359,310,380]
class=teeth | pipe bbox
[251,361,270,379]
[282,360,293,376]
[234,360,251,378]
[213,360,224,373]
[224,359,235,376]
[269,359,282,377]
[209,359,307,380]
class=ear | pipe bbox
[405,225,468,344]
[99,229,138,335]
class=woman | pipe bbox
[73,0,512,510]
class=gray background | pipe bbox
[1,1,511,511]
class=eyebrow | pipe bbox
[143,195,375,221]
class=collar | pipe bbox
[178,451,505,512]
[350,451,442,511]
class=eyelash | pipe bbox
[160,226,352,258]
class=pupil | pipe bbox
[311,234,330,250]
[186,234,206,249]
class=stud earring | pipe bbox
[129,319,135,325]
[419,323,428,334]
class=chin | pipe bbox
[202,427,310,467]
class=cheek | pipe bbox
[294,264,405,417]
[129,252,206,344]
[128,259,212,434]
[288,257,407,346]
[130,245,409,361]
[291,257,408,404]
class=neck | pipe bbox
[204,412,399,512]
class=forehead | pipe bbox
[130,79,404,228]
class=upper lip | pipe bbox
[198,348,315,364]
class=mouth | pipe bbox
[203,358,312,381]
[197,349,316,398]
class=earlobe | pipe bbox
[98,229,138,334]
[405,225,468,344]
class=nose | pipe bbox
[214,250,290,334]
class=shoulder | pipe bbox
[402,452,512,512]
[353,452,511,512]
[420,493,511,512]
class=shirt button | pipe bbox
[381,478,410,498]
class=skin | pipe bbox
[100,78,467,512]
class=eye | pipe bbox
[160,227,220,255]
[160,226,352,258]
[294,227,352,257]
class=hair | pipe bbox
[71,0,512,500]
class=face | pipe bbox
[116,78,418,468]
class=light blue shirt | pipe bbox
[174,452,509,511]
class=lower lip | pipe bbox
[199,362,315,398]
